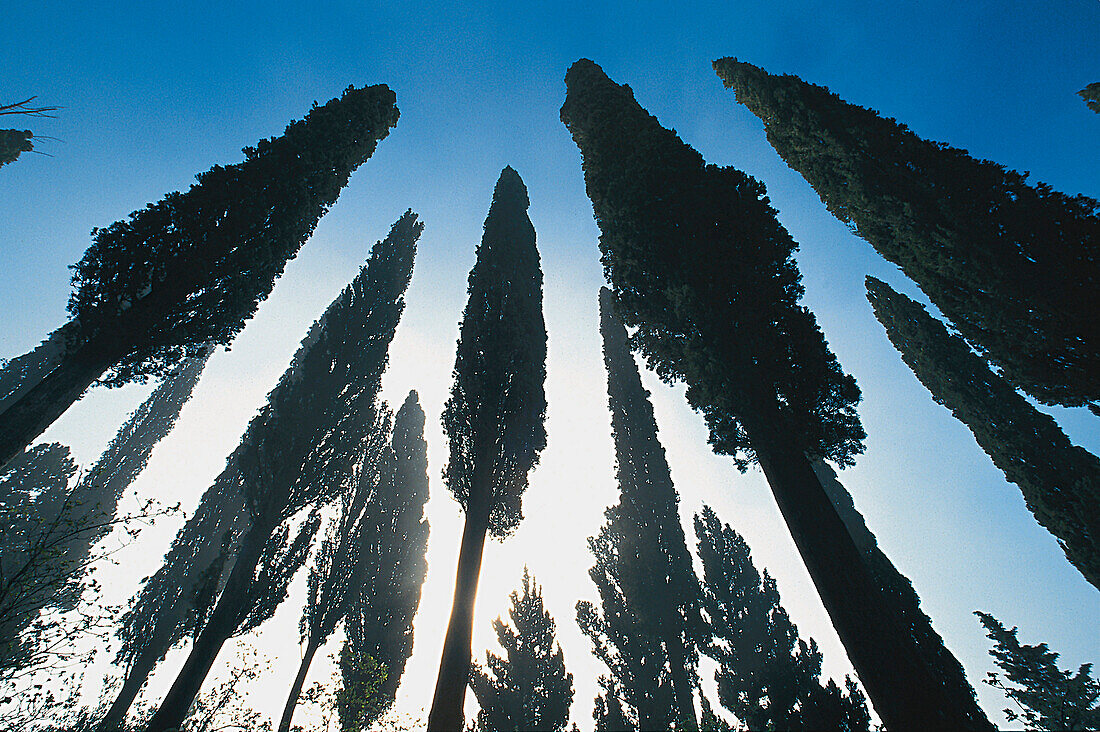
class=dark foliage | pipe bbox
[867,276,1100,590]
[0,84,399,470]
[470,568,574,732]
[68,85,400,386]
[336,391,431,732]
[694,505,869,731]
[0,349,205,683]
[561,59,991,730]
[138,212,419,730]
[561,59,864,471]
[715,57,1100,409]
[442,166,548,537]
[429,167,548,732]
[1079,83,1100,114]
[0,129,32,167]
[977,611,1100,730]
[576,288,703,731]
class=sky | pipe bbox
[2,0,1099,729]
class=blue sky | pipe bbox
[2,1,1098,728]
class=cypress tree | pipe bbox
[469,568,574,732]
[140,212,420,731]
[0,348,207,682]
[282,390,430,732]
[103,468,250,729]
[0,84,400,469]
[714,57,1100,410]
[336,390,430,732]
[428,167,548,732]
[694,504,870,731]
[275,409,393,732]
[976,612,1100,730]
[575,287,703,730]
[560,58,992,730]
[866,276,1100,590]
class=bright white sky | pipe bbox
[2,1,1098,729]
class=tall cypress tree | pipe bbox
[694,504,870,731]
[0,348,208,682]
[576,287,703,730]
[470,568,574,732]
[336,390,431,732]
[276,409,393,732]
[282,390,431,732]
[138,212,420,731]
[714,57,1100,410]
[428,167,548,732]
[866,276,1100,590]
[0,84,400,469]
[560,59,992,730]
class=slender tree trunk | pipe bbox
[738,390,994,731]
[427,487,492,732]
[277,638,321,732]
[664,638,697,731]
[99,649,159,731]
[0,335,117,470]
[144,515,270,732]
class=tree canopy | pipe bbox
[715,57,1100,410]
[867,276,1100,590]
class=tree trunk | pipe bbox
[99,648,159,731]
[277,638,320,732]
[664,638,697,731]
[738,391,994,731]
[0,334,117,470]
[143,515,270,732]
[426,487,492,732]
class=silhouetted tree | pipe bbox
[576,288,702,730]
[139,212,419,731]
[694,505,870,731]
[470,568,574,732]
[1080,83,1100,114]
[0,84,400,469]
[714,58,1100,410]
[867,276,1100,590]
[560,58,992,730]
[428,167,547,732]
[283,390,430,732]
[977,611,1100,730]
[0,349,206,683]
[276,409,393,732]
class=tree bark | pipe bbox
[277,638,320,732]
[143,515,270,732]
[0,334,117,470]
[738,390,994,731]
[99,648,158,731]
[426,487,492,732]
